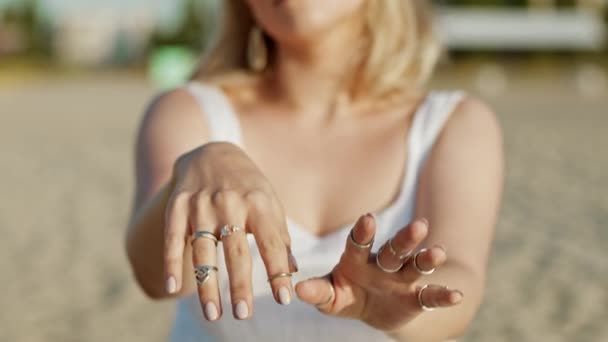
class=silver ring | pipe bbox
[194,265,218,286]
[220,224,243,239]
[387,238,413,261]
[315,277,335,308]
[417,284,435,311]
[348,229,374,249]
[375,245,404,273]
[413,248,435,275]
[191,231,218,245]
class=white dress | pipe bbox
[169,82,465,342]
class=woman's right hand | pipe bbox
[164,142,297,321]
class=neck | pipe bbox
[265,13,366,120]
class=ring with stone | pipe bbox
[194,265,218,286]
[219,224,243,239]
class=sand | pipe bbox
[0,63,606,342]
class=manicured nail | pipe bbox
[278,287,292,305]
[235,301,249,319]
[452,290,464,303]
[166,276,177,294]
[435,245,447,253]
[204,302,219,321]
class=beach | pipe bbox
[0,62,606,341]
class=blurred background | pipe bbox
[0,0,606,341]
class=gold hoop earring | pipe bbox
[247,26,268,72]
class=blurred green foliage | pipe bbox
[148,0,207,52]
[1,0,51,56]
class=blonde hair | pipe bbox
[195,0,441,99]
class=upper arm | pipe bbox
[133,88,209,211]
[415,96,504,283]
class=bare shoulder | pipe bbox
[439,95,503,152]
[427,94,504,188]
[140,87,208,142]
[137,86,212,162]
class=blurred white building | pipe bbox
[52,7,155,66]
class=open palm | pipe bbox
[295,214,464,332]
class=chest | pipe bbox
[239,113,413,237]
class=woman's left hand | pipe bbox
[295,213,464,332]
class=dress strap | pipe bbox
[420,91,466,164]
[183,81,244,147]
[400,91,466,196]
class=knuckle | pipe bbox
[169,191,191,210]
[173,191,192,204]
[226,243,250,259]
[211,189,241,207]
[230,281,251,295]
[243,189,273,211]
[190,191,209,208]
[165,231,182,244]
[258,237,284,255]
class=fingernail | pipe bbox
[420,218,429,226]
[452,290,464,303]
[278,286,292,305]
[166,276,177,294]
[235,301,249,319]
[204,302,219,321]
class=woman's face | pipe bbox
[245,0,365,44]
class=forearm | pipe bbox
[125,183,195,299]
[388,263,484,341]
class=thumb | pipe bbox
[295,275,335,313]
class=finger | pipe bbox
[164,191,190,294]
[245,191,293,306]
[213,191,253,320]
[189,192,222,321]
[341,213,376,265]
[376,219,428,273]
[402,245,447,282]
[270,199,299,273]
[418,285,464,310]
[279,222,298,274]
[295,275,335,314]
[191,229,222,321]
[286,244,299,274]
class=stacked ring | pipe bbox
[192,231,218,245]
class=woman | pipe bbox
[126,0,504,341]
